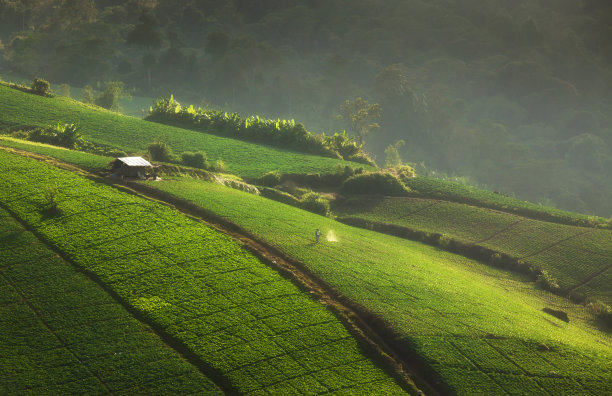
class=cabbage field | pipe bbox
[0,150,406,395]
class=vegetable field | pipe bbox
[0,151,406,395]
[0,136,112,170]
[0,207,221,394]
[143,176,612,395]
[403,176,607,227]
[0,85,372,178]
[333,196,612,304]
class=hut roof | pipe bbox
[116,157,152,167]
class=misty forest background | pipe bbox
[0,0,611,217]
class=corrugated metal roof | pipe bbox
[117,157,152,167]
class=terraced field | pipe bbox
[403,176,606,227]
[0,136,112,169]
[0,207,222,394]
[334,197,612,304]
[0,84,372,178]
[142,176,612,395]
[0,150,406,395]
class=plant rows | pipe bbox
[0,150,405,395]
[0,207,222,395]
[403,176,608,228]
[333,196,612,304]
[142,176,612,395]
[0,85,373,178]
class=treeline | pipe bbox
[146,96,375,165]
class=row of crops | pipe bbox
[333,197,612,305]
[0,150,407,395]
[0,85,371,178]
[140,176,612,395]
[0,207,222,394]
[403,177,608,228]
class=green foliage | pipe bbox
[140,175,612,396]
[30,77,50,96]
[181,150,208,169]
[81,85,94,104]
[94,81,131,111]
[146,140,175,162]
[0,208,220,394]
[0,85,375,179]
[341,172,411,196]
[299,191,330,216]
[147,97,375,165]
[0,151,403,395]
[259,171,281,187]
[338,97,381,145]
[384,140,405,168]
[28,123,83,149]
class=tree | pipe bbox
[30,77,50,95]
[126,12,162,49]
[94,81,131,112]
[384,139,405,168]
[338,98,381,145]
[82,85,94,104]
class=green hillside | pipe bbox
[0,207,222,394]
[0,150,407,395]
[0,84,372,178]
[140,175,612,395]
[333,196,612,305]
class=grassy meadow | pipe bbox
[0,207,222,394]
[0,150,407,395]
[334,196,612,305]
[141,176,612,395]
[0,84,372,179]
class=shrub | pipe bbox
[31,78,50,95]
[536,270,560,291]
[42,185,61,215]
[340,172,411,196]
[299,192,330,216]
[147,140,175,162]
[28,123,83,149]
[260,171,281,187]
[213,159,225,172]
[181,151,208,169]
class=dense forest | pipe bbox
[1,0,611,216]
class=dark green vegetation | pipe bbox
[1,0,611,216]
[0,84,373,178]
[141,175,612,395]
[0,207,222,394]
[0,150,406,395]
[333,197,612,306]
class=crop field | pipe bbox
[0,136,112,170]
[142,176,612,395]
[333,196,612,304]
[0,207,221,394]
[0,150,406,395]
[0,84,372,178]
[403,176,605,227]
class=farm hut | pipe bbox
[111,157,155,179]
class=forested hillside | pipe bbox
[1,0,611,216]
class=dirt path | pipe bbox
[0,146,435,395]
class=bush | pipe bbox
[147,140,175,162]
[213,159,225,172]
[340,172,411,196]
[542,307,569,323]
[260,171,281,187]
[181,151,208,169]
[28,123,83,149]
[31,78,50,95]
[537,270,560,291]
[299,192,330,216]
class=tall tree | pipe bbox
[338,97,381,145]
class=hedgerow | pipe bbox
[146,96,375,165]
